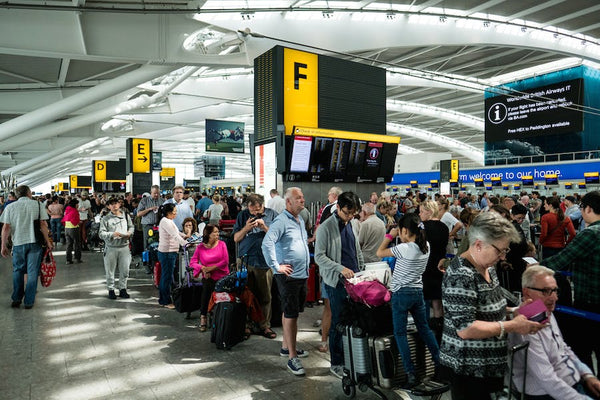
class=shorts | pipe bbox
[274,274,307,319]
[321,281,329,299]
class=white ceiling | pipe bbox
[1,0,599,189]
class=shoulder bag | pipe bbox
[39,248,57,287]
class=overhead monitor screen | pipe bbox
[430,180,439,188]
[285,126,400,183]
[289,136,313,173]
[485,78,584,142]
[522,176,534,186]
[450,180,459,188]
[474,179,484,187]
[491,177,502,187]
[545,175,559,186]
[410,180,418,188]
[584,172,599,184]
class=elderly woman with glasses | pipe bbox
[440,212,547,400]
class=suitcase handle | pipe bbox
[507,340,529,400]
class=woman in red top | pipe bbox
[189,224,229,332]
[539,197,576,258]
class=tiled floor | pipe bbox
[0,247,444,400]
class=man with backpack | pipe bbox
[99,197,134,300]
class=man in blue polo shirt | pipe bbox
[262,187,310,376]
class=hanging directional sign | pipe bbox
[126,138,152,174]
[94,160,107,182]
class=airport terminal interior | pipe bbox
[1,1,600,399]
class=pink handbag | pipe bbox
[344,278,391,307]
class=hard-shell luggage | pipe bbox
[341,323,376,396]
[369,329,435,389]
[211,299,246,350]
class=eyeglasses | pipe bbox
[490,243,511,256]
[527,287,560,296]
[338,208,356,217]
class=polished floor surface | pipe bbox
[0,247,445,400]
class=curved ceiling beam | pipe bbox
[397,144,423,155]
[0,64,177,142]
[205,12,600,63]
[387,100,484,131]
[0,66,200,151]
[387,123,484,165]
[1,138,90,176]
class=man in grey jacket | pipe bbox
[99,197,134,299]
[315,191,364,379]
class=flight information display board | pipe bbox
[285,127,399,183]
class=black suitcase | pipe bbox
[211,300,247,350]
[369,328,435,389]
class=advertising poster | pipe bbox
[205,119,245,154]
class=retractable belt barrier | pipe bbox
[555,305,600,323]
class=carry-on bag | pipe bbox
[211,299,247,350]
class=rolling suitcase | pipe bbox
[211,299,247,350]
[341,323,379,398]
[369,328,435,389]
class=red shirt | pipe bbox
[539,212,576,248]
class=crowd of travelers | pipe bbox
[1,184,599,399]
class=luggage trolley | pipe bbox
[172,236,204,319]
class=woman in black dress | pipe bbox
[419,200,449,343]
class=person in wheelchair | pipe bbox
[508,265,600,400]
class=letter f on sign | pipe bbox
[294,62,308,89]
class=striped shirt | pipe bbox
[390,241,430,292]
[440,256,508,378]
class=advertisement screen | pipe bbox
[205,119,245,154]
[485,78,584,142]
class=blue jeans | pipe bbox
[12,243,43,306]
[324,281,348,366]
[158,251,177,305]
[391,287,440,375]
[50,218,62,243]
